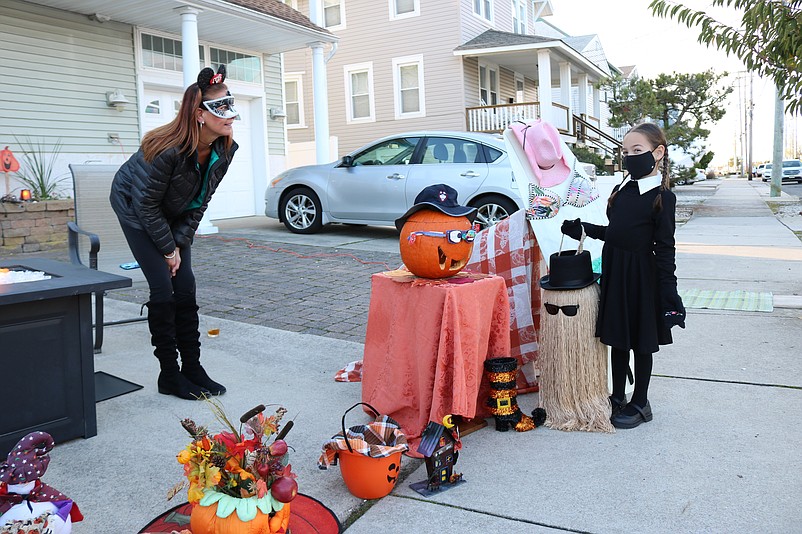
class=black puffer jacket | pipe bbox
[110,138,238,255]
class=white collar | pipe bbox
[620,173,662,195]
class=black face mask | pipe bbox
[623,151,656,180]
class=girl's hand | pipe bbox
[165,248,181,277]
[561,218,583,240]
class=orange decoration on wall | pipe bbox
[1,146,20,173]
[399,210,474,279]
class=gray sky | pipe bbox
[548,0,792,167]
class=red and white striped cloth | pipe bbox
[465,209,543,393]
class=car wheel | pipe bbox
[280,187,323,234]
[471,195,519,230]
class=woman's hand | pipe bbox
[165,248,181,277]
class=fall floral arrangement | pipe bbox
[171,397,298,529]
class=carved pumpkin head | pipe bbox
[399,210,476,278]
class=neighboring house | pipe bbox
[282,0,622,168]
[0,0,335,223]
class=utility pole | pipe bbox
[771,85,784,198]
[747,72,754,180]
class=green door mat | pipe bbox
[678,289,774,312]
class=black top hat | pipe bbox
[539,250,601,290]
[394,184,478,231]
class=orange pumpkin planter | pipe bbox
[399,210,475,279]
[189,500,291,534]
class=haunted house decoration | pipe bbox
[409,417,466,497]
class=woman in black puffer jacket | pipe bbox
[110,65,238,400]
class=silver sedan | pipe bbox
[265,131,524,234]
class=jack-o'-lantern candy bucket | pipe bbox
[395,184,478,279]
[319,403,409,500]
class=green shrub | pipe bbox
[571,146,608,175]
[12,135,68,200]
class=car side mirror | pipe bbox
[341,155,354,167]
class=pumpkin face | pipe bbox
[190,501,291,534]
[399,210,474,279]
[1,146,20,173]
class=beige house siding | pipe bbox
[0,0,139,154]
[264,53,286,156]
[287,0,468,155]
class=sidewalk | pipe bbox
[35,178,801,533]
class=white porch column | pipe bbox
[176,7,201,89]
[592,85,601,120]
[310,43,331,164]
[176,5,218,234]
[308,0,331,164]
[578,73,588,118]
[537,49,552,124]
[559,61,572,131]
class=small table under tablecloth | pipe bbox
[361,272,511,455]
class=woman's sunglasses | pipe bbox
[408,229,477,244]
[544,303,580,316]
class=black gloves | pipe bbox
[662,290,686,329]
[561,218,583,240]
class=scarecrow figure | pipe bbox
[0,432,83,533]
[538,243,614,433]
[395,184,478,279]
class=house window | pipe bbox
[473,0,492,21]
[512,0,526,33]
[393,55,425,119]
[344,62,374,123]
[479,64,498,105]
[210,48,261,83]
[324,0,346,29]
[141,33,203,71]
[515,76,525,102]
[390,0,419,19]
[284,74,304,127]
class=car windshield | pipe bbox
[783,160,801,167]
[351,137,420,166]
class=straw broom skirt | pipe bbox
[539,284,614,433]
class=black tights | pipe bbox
[118,223,196,304]
[611,347,652,408]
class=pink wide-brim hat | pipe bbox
[510,119,571,188]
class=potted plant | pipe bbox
[10,135,69,200]
[172,397,297,533]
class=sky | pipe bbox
[547,0,797,168]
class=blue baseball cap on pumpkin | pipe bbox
[394,184,477,231]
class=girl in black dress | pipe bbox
[561,122,685,429]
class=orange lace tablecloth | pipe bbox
[361,272,511,456]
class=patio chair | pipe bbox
[67,163,147,354]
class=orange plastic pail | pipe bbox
[338,448,402,500]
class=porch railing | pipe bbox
[465,102,539,133]
[465,101,573,134]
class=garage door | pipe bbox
[142,89,254,219]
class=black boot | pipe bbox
[147,300,209,400]
[484,357,536,432]
[174,293,226,396]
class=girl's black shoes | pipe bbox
[609,395,627,418]
[611,401,653,429]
